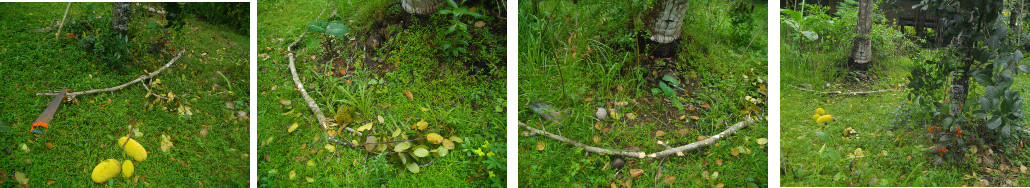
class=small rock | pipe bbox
[529,102,561,123]
[611,157,625,170]
[595,108,608,121]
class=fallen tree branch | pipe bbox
[520,121,647,158]
[55,2,71,39]
[286,28,359,136]
[790,85,898,96]
[520,108,757,158]
[648,117,754,158]
[37,50,185,97]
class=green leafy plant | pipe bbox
[437,0,487,57]
[970,49,1025,141]
[183,2,249,34]
[651,74,685,111]
[305,20,351,57]
[905,0,1027,162]
[461,136,505,187]
[67,10,133,70]
[307,21,351,37]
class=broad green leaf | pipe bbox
[413,148,429,157]
[324,22,349,37]
[659,82,675,97]
[405,162,420,173]
[436,146,449,157]
[662,75,680,87]
[306,21,327,33]
[397,152,409,164]
[394,141,412,152]
[987,117,1002,129]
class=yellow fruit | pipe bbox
[426,133,443,144]
[90,159,121,183]
[122,160,134,178]
[817,115,835,124]
[816,108,826,115]
[118,136,148,161]
[812,114,821,120]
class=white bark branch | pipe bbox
[55,2,71,39]
[790,85,898,96]
[37,50,185,97]
[648,117,754,157]
[519,121,647,158]
[520,117,755,158]
[286,30,360,136]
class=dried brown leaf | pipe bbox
[662,176,676,184]
[403,90,414,100]
[629,169,644,177]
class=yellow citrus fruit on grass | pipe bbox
[90,159,121,183]
[122,160,134,178]
[817,115,835,124]
[118,136,148,161]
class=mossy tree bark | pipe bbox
[847,0,873,71]
[402,0,443,15]
[643,0,689,58]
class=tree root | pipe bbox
[790,85,898,96]
[519,116,756,158]
[37,50,185,97]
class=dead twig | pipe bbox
[37,50,186,97]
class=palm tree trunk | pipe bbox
[112,2,132,36]
[402,0,443,15]
[847,0,873,71]
[643,0,689,58]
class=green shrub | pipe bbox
[183,2,249,34]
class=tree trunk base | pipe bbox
[637,30,681,59]
[847,56,870,72]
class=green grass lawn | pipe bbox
[256,0,506,187]
[0,2,250,187]
[780,3,1030,186]
[781,57,1030,187]
[518,1,768,187]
